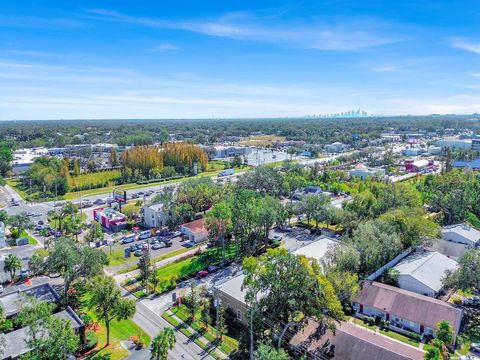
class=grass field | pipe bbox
[69,170,122,189]
[171,304,239,356]
[239,135,286,147]
[150,245,235,292]
[114,246,196,273]
[82,292,150,360]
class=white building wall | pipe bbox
[442,232,475,246]
[397,275,436,297]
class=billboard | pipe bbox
[113,189,127,203]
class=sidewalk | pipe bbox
[165,309,228,360]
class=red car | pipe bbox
[197,270,209,278]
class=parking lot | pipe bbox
[269,226,332,252]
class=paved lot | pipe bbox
[0,243,40,283]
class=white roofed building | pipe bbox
[442,223,480,247]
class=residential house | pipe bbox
[180,218,208,243]
[0,283,85,360]
[392,250,458,297]
[290,319,424,360]
[442,223,480,247]
[352,281,463,339]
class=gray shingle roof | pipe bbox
[393,251,458,293]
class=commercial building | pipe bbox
[142,203,170,228]
[214,146,252,158]
[453,158,480,170]
[11,147,48,174]
[290,319,424,360]
[392,250,458,297]
[93,207,127,232]
[442,223,480,246]
[352,281,463,339]
[180,218,208,243]
[404,159,434,173]
[324,142,346,153]
[293,185,332,200]
[349,163,385,180]
[402,147,425,156]
[436,138,472,149]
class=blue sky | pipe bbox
[1,1,480,119]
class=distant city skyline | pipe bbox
[1,1,480,120]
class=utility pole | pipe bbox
[214,298,222,341]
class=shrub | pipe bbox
[84,329,98,350]
[0,319,13,333]
[410,332,422,341]
[81,314,93,327]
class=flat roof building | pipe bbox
[392,250,458,297]
[442,223,480,246]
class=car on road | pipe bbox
[26,211,35,216]
[11,202,20,206]
[122,234,136,244]
[94,198,105,205]
[197,270,209,278]
[184,241,196,248]
[32,212,42,217]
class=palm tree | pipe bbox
[150,328,176,360]
[4,254,21,282]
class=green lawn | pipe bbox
[171,305,239,355]
[114,246,196,274]
[68,170,122,190]
[20,230,38,245]
[151,245,235,293]
[81,293,150,360]
[352,318,420,347]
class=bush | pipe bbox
[81,314,93,327]
[0,319,13,333]
[84,329,98,350]
[410,332,422,341]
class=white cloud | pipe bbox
[85,8,396,51]
[450,37,480,54]
[148,43,181,52]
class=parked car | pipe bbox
[464,297,480,306]
[170,231,182,238]
[122,234,136,244]
[151,242,165,250]
[184,241,195,248]
[163,240,173,247]
[26,211,34,217]
[134,249,143,257]
[37,220,44,225]
[271,235,283,241]
[138,230,151,240]
[207,265,219,273]
[129,244,137,252]
[278,224,293,232]
[471,343,480,353]
[0,285,3,293]
[197,270,209,278]
[20,269,29,278]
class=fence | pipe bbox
[366,247,413,281]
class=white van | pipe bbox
[122,234,137,244]
[138,230,152,240]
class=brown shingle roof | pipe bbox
[290,320,424,360]
[181,218,207,234]
[354,281,463,333]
